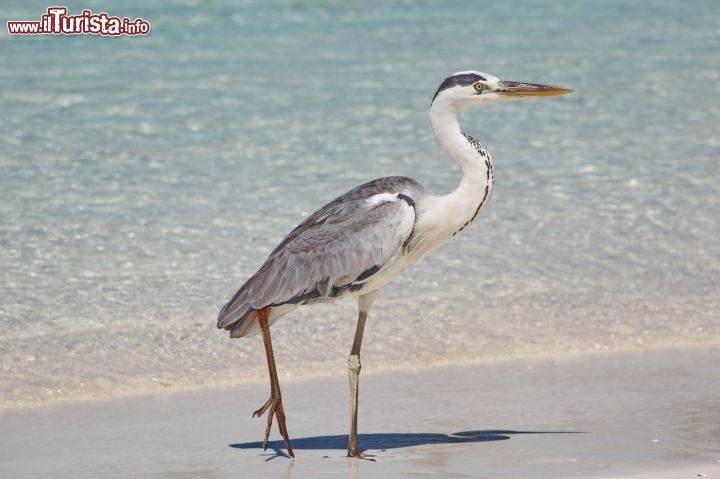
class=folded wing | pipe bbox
[217,177,421,337]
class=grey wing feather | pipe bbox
[217,176,426,337]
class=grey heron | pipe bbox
[217,71,572,458]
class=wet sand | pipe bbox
[1,346,718,478]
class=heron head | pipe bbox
[431,71,573,111]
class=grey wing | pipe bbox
[217,176,423,338]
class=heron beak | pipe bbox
[496,81,574,97]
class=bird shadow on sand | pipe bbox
[230,429,582,460]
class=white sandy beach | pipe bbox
[1,345,718,478]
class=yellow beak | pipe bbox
[496,80,574,97]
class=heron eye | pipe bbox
[474,83,484,92]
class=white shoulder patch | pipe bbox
[365,192,398,206]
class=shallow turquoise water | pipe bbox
[1,0,718,405]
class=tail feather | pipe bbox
[217,285,257,338]
[226,309,258,338]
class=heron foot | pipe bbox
[253,395,294,457]
[347,449,376,461]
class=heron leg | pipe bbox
[347,292,377,458]
[253,307,295,458]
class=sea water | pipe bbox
[1,0,718,406]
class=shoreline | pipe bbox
[2,339,719,411]
[1,345,719,478]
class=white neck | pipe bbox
[429,100,490,180]
[410,99,495,255]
